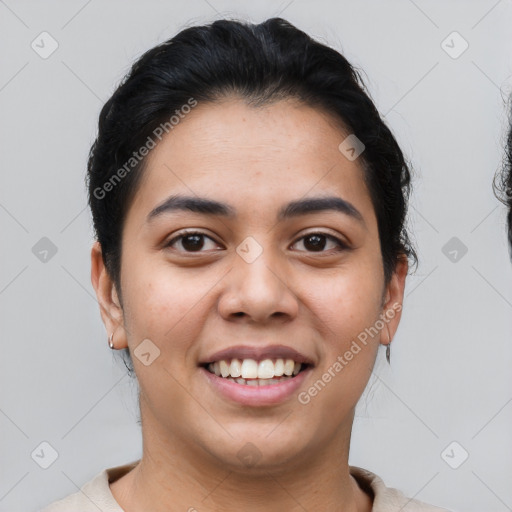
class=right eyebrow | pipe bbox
[147,195,236,222]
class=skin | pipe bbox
[91,97,407,511]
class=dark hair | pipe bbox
[87,17,417,375]
[494,102,512,254]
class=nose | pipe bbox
[217,249,299,325]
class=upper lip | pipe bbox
[200,344,315,366]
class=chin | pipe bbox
[203,427,312,474]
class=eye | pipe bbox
[164,231,221,253]
[164,230,349,254]
[291,232,348,253]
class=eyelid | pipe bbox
[164,229,222,249]
[291,230,350,252]
[164,228,350,253]
[295,229,350,247]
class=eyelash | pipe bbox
[164,230,349,254]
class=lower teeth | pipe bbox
[223,376,293,386]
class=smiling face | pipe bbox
[92,97,406,473]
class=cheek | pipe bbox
[121,257,195,346]
[303,283,381,419]
[120,261,207,413]
[312,256,383,333]
[304,254,384,388]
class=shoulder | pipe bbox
[349,466,452,512]
[39,468,115,512]
[39,460,139,512]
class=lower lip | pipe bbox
[200,367,311,406]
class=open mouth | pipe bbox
[200,358,311,386]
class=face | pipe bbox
[92,97,407,473]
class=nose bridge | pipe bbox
[236,235,286,297]
[218,235,298,322]
[238,245,281,290]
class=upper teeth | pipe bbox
[208,358,302,379]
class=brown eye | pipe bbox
[165,231,220,253]
[293,233,348,253]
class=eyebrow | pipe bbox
[147,194,365,225]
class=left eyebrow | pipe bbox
[278,196,364,225]
[146,194,365,226]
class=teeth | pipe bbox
[283,359,295,376]
[222,376,294,386]
[229,359,242,378]
[207,358,304,380]
[257,359,274,379]
[241,359,259,379]
[219,360,230,378]
[274,358,284,376]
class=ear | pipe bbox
[90,241,128,349]
[381,254,408,344]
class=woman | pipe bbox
[42,17,450,512]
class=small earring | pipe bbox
[108,332,115,350]
[385,323,391,365]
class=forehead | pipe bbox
[127,98,376,226]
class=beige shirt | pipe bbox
[40,460,451,511]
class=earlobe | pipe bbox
[90,241,128,349]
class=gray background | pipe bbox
[1,1,512,511]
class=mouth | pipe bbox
[198,344,314,404]
[200,358,311,386]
